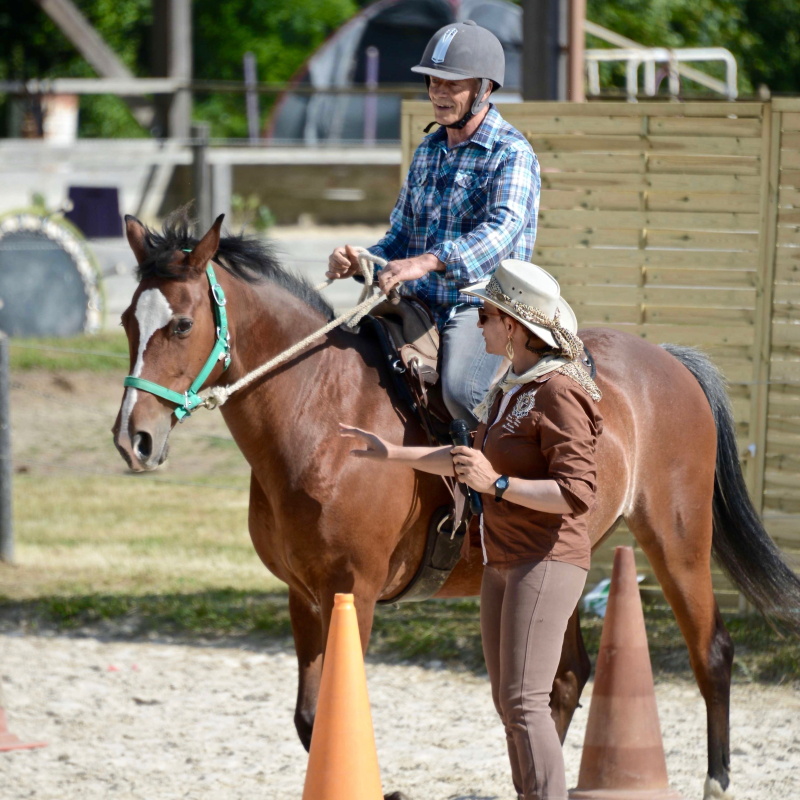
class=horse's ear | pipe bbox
[125,215,148,264]
[188,214,225,268]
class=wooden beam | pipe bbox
[31,0,154,128]
[747,105,781,511]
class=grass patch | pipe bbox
[1,590,797,683]
[9,332,129,371]
[6,474,280,598]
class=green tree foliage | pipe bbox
[586,0,800,95]
[0,0,152,137]
[192,0,357,137]
[0,0,355,138]
[1,0,796,138]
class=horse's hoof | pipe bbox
[704,775,735,800]
[384,793,410,800]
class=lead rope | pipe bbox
[201,248,387,411]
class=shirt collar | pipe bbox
[429,103,502,151]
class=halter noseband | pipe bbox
[123,261,231,421]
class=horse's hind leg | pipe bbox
[288,588,323,752]
[629,506,734,799]
[550,605,592,742]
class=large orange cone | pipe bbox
[570,547,684,799]
[0,674,47,753]
[302,593,383,800]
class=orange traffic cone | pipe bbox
[0,674,47,753]
[570,547,684,799]
[302,593,383,800]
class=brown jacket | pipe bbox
[472,371,603,570]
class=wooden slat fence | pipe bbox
[401,99,800,609]
[761,99,800,576]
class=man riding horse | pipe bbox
[328,21,540,428]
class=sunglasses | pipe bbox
[478,308,502,325]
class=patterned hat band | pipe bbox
[485,275,584,362]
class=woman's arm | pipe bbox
[450,446,572,515]
[338,424,455,477]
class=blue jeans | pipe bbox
[440,306,505,430]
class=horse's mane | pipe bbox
[135,208,334,321]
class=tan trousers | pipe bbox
[481,559,587,800]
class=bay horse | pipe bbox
[113,212,800,800]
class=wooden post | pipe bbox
[192,123,212,233]
[748,103,781,507]
[742,101,781,612]
[168,0,192,139]
[568,0,585,102]
[0,333,13,564]
[211,163,232,226]
[32,0,154,128]
[522,0,564,100]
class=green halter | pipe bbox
[123,262,231,421]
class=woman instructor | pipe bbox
[340,260,603,800]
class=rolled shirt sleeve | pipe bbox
[427,147,540,286]
[538,385,602,516]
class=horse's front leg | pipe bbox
[289,580,382,748]
[288,588,324,751]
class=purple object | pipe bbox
[65,186,123,238]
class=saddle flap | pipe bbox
[371,298,440,385]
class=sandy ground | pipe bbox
[1,633,798,800]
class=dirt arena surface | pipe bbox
[2,633,798,800]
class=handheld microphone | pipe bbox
[450,419,484,516]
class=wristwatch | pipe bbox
[494,475,510,502]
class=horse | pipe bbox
[112,211,800,800]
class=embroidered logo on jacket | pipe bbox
[512,391,537,419]
[501,391,538,434]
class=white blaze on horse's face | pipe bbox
[118,288,174,446]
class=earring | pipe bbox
[506,336,514,360]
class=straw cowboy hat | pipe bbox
[463,259,579,353]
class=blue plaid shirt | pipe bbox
[369,105,540,328]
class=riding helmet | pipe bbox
[411,20,505,129]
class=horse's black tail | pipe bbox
[662,344,800,634]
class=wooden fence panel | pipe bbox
[764,99,800,568]
[401,100,797,608]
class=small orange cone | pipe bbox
[570,547,684,799]
[0,674,47,753]
[302,593,383,800]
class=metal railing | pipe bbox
[585,46,737,101]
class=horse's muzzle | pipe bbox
[113,422,170,472]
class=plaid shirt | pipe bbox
[369,104,540,328]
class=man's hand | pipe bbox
[378,254,443,295]
[450,446,500,493]
[326,244,362,280]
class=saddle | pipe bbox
[361,297,452,445]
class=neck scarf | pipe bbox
[473,353,602,424]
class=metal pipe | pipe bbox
[191,122,212,233]
[0,333,14,564]
[243,52,260,145]
[584,46,738,99]
[363,46,379,146]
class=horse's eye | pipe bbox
[175,319,193,335]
